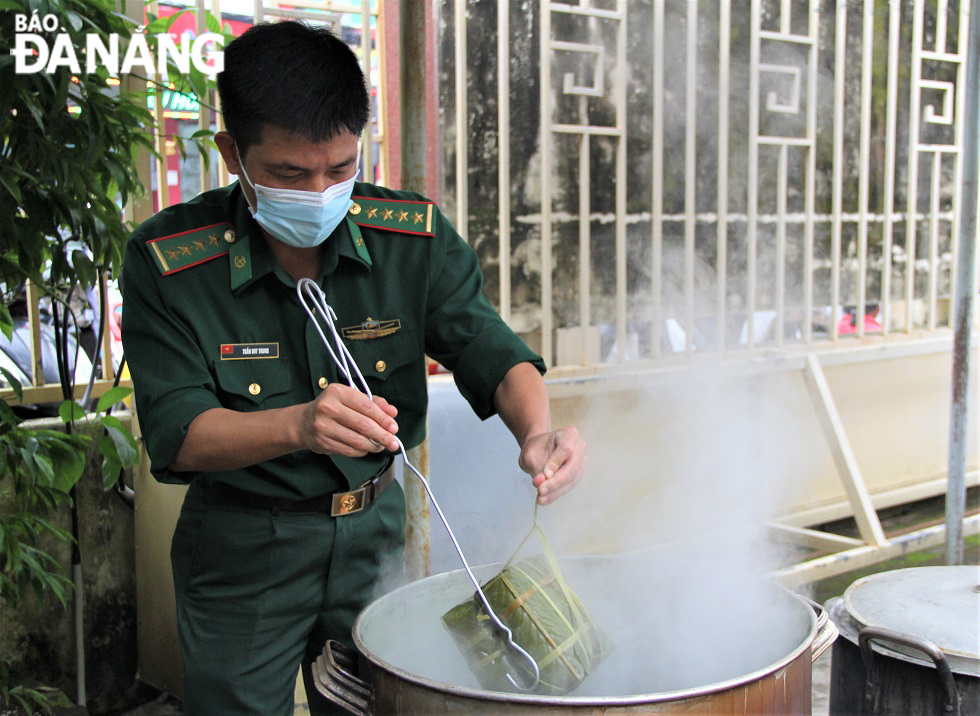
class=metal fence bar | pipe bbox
[776,143,787,346]
[938,0,950,54]
[716,0,730,352]
[541,1,553,366]
[929,151,942,330]
[196,0,210,195]
[906,0,924,333]
[715,0,732,352]
[497,0,511,323]
[579,131,590,365]
[882,0,901,336]
[615,0,627,362]
[651,0,664,359]
[359,0,372,180]
[747,0,760,349]
[684,0,698,354]
[830,0,846,342]
[803,0,818,345]
[857,0,874,338]
[454,0,467,240]
[551,124,622,135]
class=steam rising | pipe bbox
[359,364,824,698]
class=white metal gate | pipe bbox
[440,0,975,370]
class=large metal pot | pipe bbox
[315,555,837,714]
[826,566,979,715]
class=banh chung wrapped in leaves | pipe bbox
[441,552,612,695]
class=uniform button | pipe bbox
[223,229,236,243]
[318,377,328,390]
[248,383,261,395]
[348,202,362,216]
[375,360,386,373]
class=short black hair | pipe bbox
[217,21,370,156]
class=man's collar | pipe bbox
[228,184,373,294]
[228,183,275,293]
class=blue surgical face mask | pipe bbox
[237,150,357,249]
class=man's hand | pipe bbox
[300,383,400,456]
[518,427,586,505]
[170,384,401,473]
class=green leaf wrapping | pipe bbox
[442,554,612,695]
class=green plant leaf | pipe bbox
[163,8,191,31]
[0,367,23,402]
[57,400,87,424]
[96,386,133,413]
[70,249,97,289]
[0,303,12,342]
[98,434,122,488]
[100,414,138,458]
[0,172,24,206]
[46,442,86,493]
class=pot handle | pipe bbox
[800,595,838,663]
[312,640,374,716]
[859,625,961,716]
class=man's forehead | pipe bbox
[255,124,359,153]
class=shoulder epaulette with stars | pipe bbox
[348,197,435,237]
[146,222,236,275]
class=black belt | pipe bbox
[207,458,395,517]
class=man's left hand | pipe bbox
[518,427,586,505]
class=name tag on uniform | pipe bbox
[220,343,280,360]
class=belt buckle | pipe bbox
[331,486,368,517]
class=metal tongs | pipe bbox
[297,278,541,691]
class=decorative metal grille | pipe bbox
[440,0,974,369]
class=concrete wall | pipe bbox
[0,419,137,713]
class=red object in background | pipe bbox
[427,361,449,375]
[838,312,882,335]
[157,4,252,38]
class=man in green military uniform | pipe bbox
[121,20,586,715]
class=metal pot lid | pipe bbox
[841,566,979,672]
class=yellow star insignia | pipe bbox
[413,212,424,224]
[397,210,409,222]
[193,240,205,251]
[209,234,219,246]
[367,207,378,218]
[382,208,394,220]
[179,244,192,256]
[167,249,179,260]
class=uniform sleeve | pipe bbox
[120,234,222,482]
[423,206,545,420]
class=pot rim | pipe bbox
[351,563,819,705]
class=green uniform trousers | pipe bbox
[170,479,406,715]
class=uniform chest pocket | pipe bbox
[213,359,293,410]
[344,327,420,385]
